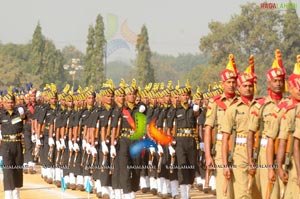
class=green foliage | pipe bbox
[136,25,155,87]
[198,2,296,95]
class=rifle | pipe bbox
[170,154,175,174]
[171,118,176,137]
[48,145,54,162]
[109,157,115,175]
[60,147,65,165]
[33,145,40,162]
[68,149,73,167]
[55,148,61,167]
[101,154,108,172]
[203,168,212,193]
[148,152,155,172]
[73,149,78,167]
[157,154,163,173]
[266,181,273,199]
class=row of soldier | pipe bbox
[1,48,300,199]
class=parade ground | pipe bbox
[0,166,216,199]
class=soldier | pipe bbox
[0,91,25,199]
[167,80,200,199]
[23,87,38,174]
[221,55,257,198]
[247,49,286,199]
[111,79,146,199]
[274,55,300,198]
[193,87,205,191]
[36,85,58,185]
[204,54,239,199]
[110,79,126,199]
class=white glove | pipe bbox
[168,146,176,156]
[193,104,200,112]
[139,105,146,113]
[101,141,109,155]
[82,139,87,150]
[31,134,37,143]
[18,107,24,115]
[149,147,156,154]
[60,138,66,149]
[157,144,164,155]
[200,142,205,152]
[0,131,2,140]
[48,137,55,146]
[91,146,97,156]
[55,140,61,151]
[68,140,74,151]
[73,143,80,151]
[36,139,41,146]
[86,143,91,154]
[110,145,116,157]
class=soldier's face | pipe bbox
[141,97,149,105]
[125,92,137,103]
[268,77,284,94]
[86,95,95,106]
[238,81,254,97]
[179,92,189,104]
[4,99,15,110]
[164,95,171,104]
[104,94,114,105]
[115,94,125,105]
[289,85,300,101]
[222,78,237,94]
[49,97,57,105]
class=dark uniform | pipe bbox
[1,95,25,199]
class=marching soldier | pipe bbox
[221,55,257,198]
[247,50,286,199]
[1,91,25,199]
[204,54,239,199]
[274,55,300,198]
[110,80,126,199]
[167,81,200,199]
[111,79,146,199]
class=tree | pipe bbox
[93,14,106,85]
[136,25,154,87]
[199,3,282,95]
[282,3,300,74]
[29,22,45,74]
[83,25,95,87]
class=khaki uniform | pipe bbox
[248,96,284,199]
[221,98,256,199]
[275,101,300,199]
[205,93,238,199]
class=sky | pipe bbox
[0,0,298,61]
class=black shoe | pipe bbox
[196,183,203,191]
[203,186,211,193]
[151,188,158,195]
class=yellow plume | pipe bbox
[293,55,300,75]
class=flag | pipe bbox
[61,177,67,192]
[85,179,92,193]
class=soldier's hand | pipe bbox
[48,137,55,147]
[268,169,276,184]
[248,163,256,176]
[101,141,109,155]
[110,145,116,158]
[36,139,41,146]
[31,134,37,143]
[205,155,215,168]
[68,140,74,151]
[73,143,80,152]
[278,168,289,184]
[223,167,231,179]
[60,138,66,149]
[55,140,61,151]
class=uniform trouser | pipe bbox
[175,136,196,185]
[282,158,299,199]
[24,125,34,164]
[232,146,252,199]
[98,143,112,187]
[215,142,234,199]
[158,146,170,179]
[253,147,279,199]
[119,137,141,194]
[112,141,122,189]
[2,141,24,190]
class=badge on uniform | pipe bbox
[11,117,22,124]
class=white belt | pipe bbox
[260,137,268,147]
[236,137,247,145]
[217,133,223,141]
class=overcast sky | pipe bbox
[0,0,298,61]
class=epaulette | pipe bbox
[212,94,221,102]
[254,97,267,110]
[284,101,298,112]
[273,101,289,113]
